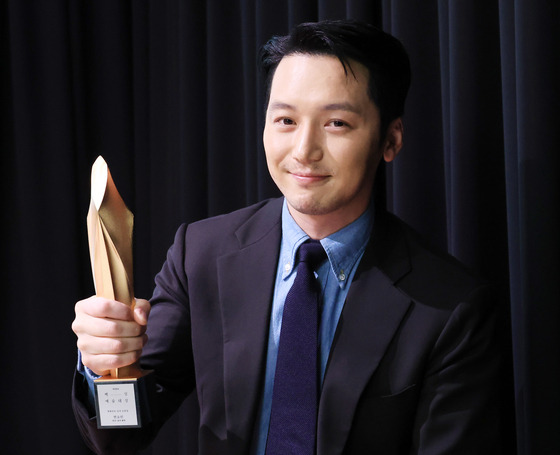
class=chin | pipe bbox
[287,197,340,217]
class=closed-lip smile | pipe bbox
[289,170,329,184]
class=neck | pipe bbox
[287,204,370,240]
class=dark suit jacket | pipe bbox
[73,197,500,454]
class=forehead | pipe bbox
[269,54,371,104]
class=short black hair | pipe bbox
[259,19,411,136]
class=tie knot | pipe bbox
[297,240,326,269]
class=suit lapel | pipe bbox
[317,212,413,455]
[217,199,283,448]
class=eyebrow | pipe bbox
[267,102,295,111]
[268,101,361,114]
[322,102,361,114]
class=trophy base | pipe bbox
[94,369,154,429]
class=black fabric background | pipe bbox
[1,1,558,453]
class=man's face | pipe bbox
[264,54,384,233]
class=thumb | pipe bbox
[133,298,151,326]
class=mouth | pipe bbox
[289,170,330,185]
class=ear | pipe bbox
[382,118,404,163]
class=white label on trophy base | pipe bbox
[95,382,140,428]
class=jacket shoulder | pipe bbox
[377,212,490,309]
[186,197,282,244]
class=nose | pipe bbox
[292,123,323,163]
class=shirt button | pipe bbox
[338,270,346,281]
[284,263,291,273]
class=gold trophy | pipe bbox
[86,156,152,428]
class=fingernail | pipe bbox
[134,307,147,324]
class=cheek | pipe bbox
[264,132,289,167]
[336,147,379,188]
[264,143,284,183]
[335,141,375,172]
[263,129,276,164]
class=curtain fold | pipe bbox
[499,1,560,453]
[1,1,558,453]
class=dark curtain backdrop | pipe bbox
[1,0,558,454]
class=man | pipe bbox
[72,20,499,454]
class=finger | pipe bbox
[81,350,143,376]
[132,298,151,326]
[80,314,146,338]
[76,296,134,321]
[77,333,148,356]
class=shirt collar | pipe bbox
[280,198,373,288]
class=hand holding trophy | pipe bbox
[86,156,152,428]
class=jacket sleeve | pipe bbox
[71,223,196,455]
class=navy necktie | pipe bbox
[266,240,327,455]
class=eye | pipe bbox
[327,119,348,128]
[280,118,295,125]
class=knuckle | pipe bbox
[76,296,97,313]
[76,337,86,352]
[108,338,125,354]
[138,298,151,310]
[97,299,113,315]
[81,352,93,367]
[104,320,122,337]
[106,355,122,370]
